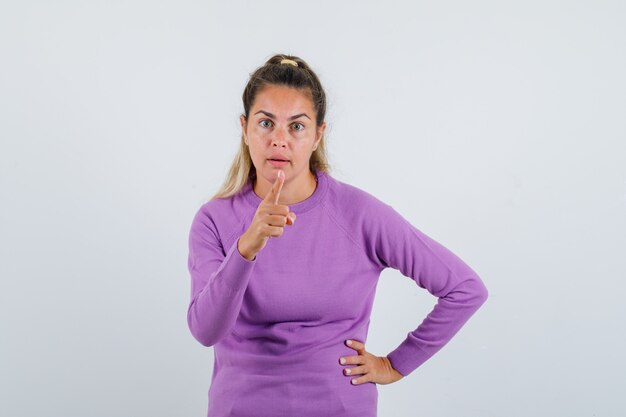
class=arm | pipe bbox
[186,207,256,347]
[368,203,489,376]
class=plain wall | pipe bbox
[1,1,624,416]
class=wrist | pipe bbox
[237,234,256,261]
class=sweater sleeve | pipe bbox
[367,202,488,377]
[186,206,256,347]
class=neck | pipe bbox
[254,170,318,205]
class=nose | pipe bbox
[271,127,288,147]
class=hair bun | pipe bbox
[280,58,299,67]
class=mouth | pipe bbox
[267,159,290,167]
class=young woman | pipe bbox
[187,54,488,417]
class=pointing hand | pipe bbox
[237,170,297,260]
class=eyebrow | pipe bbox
[253,110,311,121]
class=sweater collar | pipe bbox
[243,169,329,214]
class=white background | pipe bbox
[1,1,625,416]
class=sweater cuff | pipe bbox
[216,237,256,292]
[386,336,433,377]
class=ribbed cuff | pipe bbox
[214,238,256,292]
[386,336,433,377]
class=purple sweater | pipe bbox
[187,169,488,417]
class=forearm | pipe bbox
[386,273,488,376]
[187,238,256,346]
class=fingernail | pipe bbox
[340,357,346,364]
[346,340,352,346]
[345,368,351,374]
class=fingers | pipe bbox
[345,339,365,352]
[261,171,296,225]
[338,355,366,366]
[339,340,367,367]
[340,355,369,385]
[343,365,366,376]
[338,340,401,385]
[266,214,288,227]
[266,225,287,238]
[259,214,288,239]
[340,339,370,385]
[258,171,296,239]
[264,169,284,205]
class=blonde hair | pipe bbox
[210,53,331,200]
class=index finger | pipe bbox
[264,170,284,205]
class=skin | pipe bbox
[237,84,404,386]
[240,84,325,205]
[340,339,404,385]
[237,170,293,261]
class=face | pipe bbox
[240,84,326,189]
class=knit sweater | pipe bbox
[187,169,488,417]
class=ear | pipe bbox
[240,115,248,145]
[313,121,326,150]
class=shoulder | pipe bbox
[322,174,401,250]
[324,172,419,235]
[324,174,394,218]
[323,174,412,268]
[189,189,252,244]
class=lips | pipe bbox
[268,155,290,162]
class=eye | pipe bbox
[292,122,304,131]
[259,119,273,128]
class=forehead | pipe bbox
[251,85,314,114]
